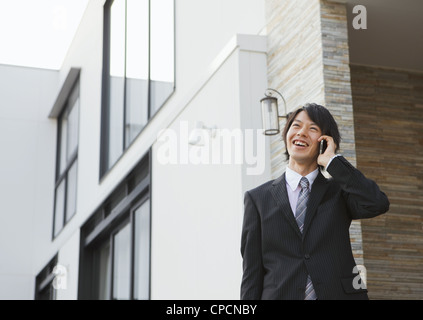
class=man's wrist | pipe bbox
[325,154,342,171]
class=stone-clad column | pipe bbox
[321,0,357,165]
[320,1,363,265]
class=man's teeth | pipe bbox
[294,141,307,146]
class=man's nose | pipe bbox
[297,127,307,136]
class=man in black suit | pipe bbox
[240,103,389,300]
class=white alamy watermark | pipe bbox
[52,264,67,290]
[352,265,367,290]
[352,5,367,30]
[156,121,266,175]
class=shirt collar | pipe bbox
[285,167,319,191]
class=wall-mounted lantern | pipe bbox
[260,88,288,135]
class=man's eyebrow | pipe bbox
[293,119,318,126]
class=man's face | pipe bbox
[286,111,322,164]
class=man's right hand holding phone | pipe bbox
[317,135,337,169]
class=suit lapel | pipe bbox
[302,172,330,237]
[270,173,302,239]
[270,171,330,239]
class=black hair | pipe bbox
[282,103,341,160]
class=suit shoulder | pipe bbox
[246,176,280,198]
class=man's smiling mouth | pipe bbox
[293,140,309,147]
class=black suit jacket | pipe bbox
[240,156,389,300]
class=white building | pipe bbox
[0,0,269,299]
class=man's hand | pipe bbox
[317,135,337,168]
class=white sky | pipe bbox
[0,0,88,70]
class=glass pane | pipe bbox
[65,161,78,222]
[112,223,131,300]
[54,179,65,237]
[125,0,149,147]
[109,0,126,79]
[150,0,174,115]
[59,117,68,175]
[98,242,111,300]
[67,98,79,161]
[108,0,125,168]
[134,199,150,300]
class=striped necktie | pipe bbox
[295,177,317,300]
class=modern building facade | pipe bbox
[0,0,421,300]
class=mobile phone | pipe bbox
[319,140,327,154]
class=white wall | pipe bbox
[151,35,269,299]
[0,64,59,299]
[176,0,266,96]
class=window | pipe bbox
[101,0,175,175]
[88,199,151,300]
[52,78,80,238]
[35,256,58,300]
[79,153,151,300]
[108,200,151,300]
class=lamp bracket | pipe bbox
[264,88,288,118]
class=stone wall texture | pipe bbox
[351,64,423,300]
[266,0,325,179]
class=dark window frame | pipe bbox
[79,151,151,300]
[100,0,175,177]
[52,78,80,239]
[35,255,58,300]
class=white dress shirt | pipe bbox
[285,154,341,214]
[285,167,319,215]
